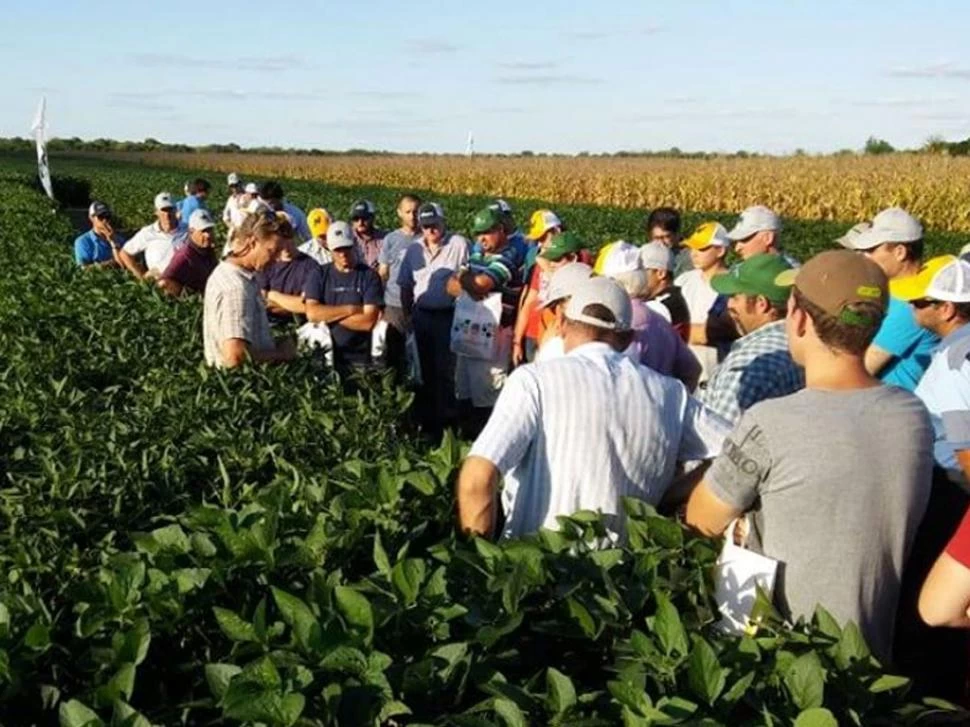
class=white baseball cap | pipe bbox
[565,276,633,331]
[188,209,215,231]
[891,255,970,303]
[244,182,259,194]
[154,192,175,210]
[836,222,872,249]
[600,241,643,277]
[539,262,593,309]
[639,241,675,271]
[326,220,355,250]
[227,173,241,186]
[849,207,923,250]
[726,205,782,241]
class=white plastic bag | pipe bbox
[371,319,388,361]
[713,517,779,635]
[405,331,422,386]
[297,321,334,367]
[450,292,502,360]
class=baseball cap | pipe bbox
[711,253,794,303]
[726,205,782,241]
[244,182,259,194]
[684,222,731,250]
[188,209,215,231]
[565,276,633,331]
[418,202,445,228]
[471,206,504,235]
[227,172,241,186]
[890,255,970,303]
[326,221,355,250]
[308,208,332,239]
[639,241,675,271]
[835,222,871,249]
[489,199,513,216]
[540,262,593,309]
[154,192,175,210]
[88,201,111,218]
[539,231,584,262]
[776,250,888,324]
[599,241,642,277]
[527,209,562,240]
[848,207,923,250]
[350,200,376,219]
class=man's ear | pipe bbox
[940,301,958,324]
[790,303,808,338]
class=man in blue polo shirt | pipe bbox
[448,205,528,436]
[178,178,211,223]
[841,207,939,391]
[259,215,324,326]
[313,221,384,374]
[74,201,124,267]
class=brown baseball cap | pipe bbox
[775,250,888,325]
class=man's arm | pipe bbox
[340,305,381,332]
[457,457,501,537]
[685,480,743,537]
[864,344,895,376]
[219,337,296,368]
[513,286,539,366]
[157,277,184,297]
[378,263,391,284]
[688,323,708,345]
[305,301,362,324]
[919,551,970,628]
[958,450,970,485]
[118,249,147,279]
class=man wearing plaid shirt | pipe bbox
[698,254,805,425]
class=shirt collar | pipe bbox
[939,321,970,351]
[566,340,618,359]
[739,319,786,343]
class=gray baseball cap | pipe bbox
[639,241,675,271]
[326,220,355,250]
[727,205,782,241]
[564,276,633,331]
[539,262,593,309]
[848,207,923,250]
[189,209,215,231]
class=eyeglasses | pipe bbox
[95,214,111,221]
[909,298,940,309]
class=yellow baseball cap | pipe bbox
[527,209,563,240]
[308,208,332,239]
[684,222,731,250]
[890,255,960,301]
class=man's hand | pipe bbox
[446,274,463,298]
[512,339,525,366]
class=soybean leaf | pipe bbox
[212,607,258,643]
[793,707,838,727]
[58,699,104,727]
[687,636,726,705]
[392,558,426,606]
[205,663,242,700]
[546,667,577,714]
[493,697,528,727]
[784,652,825,710]
[653,592,689,657]
[334,586,375,646]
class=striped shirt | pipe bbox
[203,261,275,367]
[470,341,730,539]
[698,320,804,426]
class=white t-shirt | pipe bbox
[675,269,720,325]
[123,222,186,274]
[223,194,248,229]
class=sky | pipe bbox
[4,0,970,155]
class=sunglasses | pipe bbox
[909,298,940,309]
[95,214,111,221]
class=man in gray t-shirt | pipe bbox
[687,251,933,662]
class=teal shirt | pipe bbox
[873,296,939,391]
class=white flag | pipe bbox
[31,97,54,201]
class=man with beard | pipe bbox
[698,254,804,425]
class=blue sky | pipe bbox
[4,0,970,154]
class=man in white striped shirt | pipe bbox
[457,276,730,540]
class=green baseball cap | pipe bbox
[540,231,585,261]
[711,253,794,303]
[471,206,504,235]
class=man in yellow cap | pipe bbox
[299,208,333,266]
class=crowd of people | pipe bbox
[74,172,970,698]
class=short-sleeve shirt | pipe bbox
[283,201,311,242]
[256,253,324,324]
[872,296,940,391]
[706,386,933,662]
[123,222,186,273]
[320,263,384,365]
[470,341,729,539]
[914,322,970,479]
[297,239,332,267]
[378,229,421,307]
[945,507,970,568]
[699,320,804,426]
[398,234,469,311]
[675,269,720,325]
[160,241,218,294]
[203,261,276,367]
[355,230,386,269]
[74,229,119,266]
[179,195,205,224]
